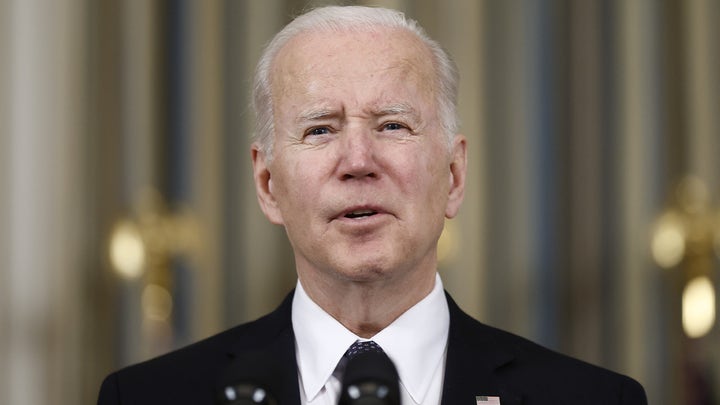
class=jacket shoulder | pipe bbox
[97,293,294,405]
[445,293,647,404]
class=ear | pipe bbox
[251,143,284,225]
[445,135,467,219]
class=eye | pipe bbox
[381,122,407,131]
[302,126,336,144]
[306,126,331,136]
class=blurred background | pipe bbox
[1,0,719,404]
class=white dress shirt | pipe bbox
[292,273,450,405]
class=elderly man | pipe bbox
[98,6,647,405]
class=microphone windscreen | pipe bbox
[339,351,401,405]
[216,350,280,405]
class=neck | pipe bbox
[298,269,437,338]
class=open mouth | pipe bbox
[344,209,378,219]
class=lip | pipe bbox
[332,205,392,225]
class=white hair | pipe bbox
[252,5,459,159]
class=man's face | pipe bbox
[252,28,466,286]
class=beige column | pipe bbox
[118,0,160,364]
[361,0,407,10]
[567,0,604,365]
[614,0,658,387]
[684,0,719,186]
[2,0,87,404]
[681,0,720,401]
[0,1,10,402]
[187,0,224,338]
[425,0,487,320]
[481,0,536,337]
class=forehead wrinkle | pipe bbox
[297,102,422,124]
[296,106,342,123]
[371,102,420,119]
[293,100,427,130]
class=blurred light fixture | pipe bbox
[651,212,686,269]
[682,276,716,339]
[108,189,200,280]
[109,219,146,279]
[651,176,719,339]
[142,283,173,322]
[108,188,201,355]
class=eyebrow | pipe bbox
[296,108,339,123]
[372,102,419,118]
[295,102,421,124]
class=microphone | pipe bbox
[216,351,279,405]
[338,351,401,405]
[218,382,276,405]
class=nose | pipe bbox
[337,129,378,180]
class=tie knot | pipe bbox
[345,340,383,359]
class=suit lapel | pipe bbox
[219,291,525,405]
[223,292,301,405]
[441,293,523,405]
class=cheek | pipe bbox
[417,146,451,188]
[419,153,453,209]
[393,153,449,211]
[274,159,322,211]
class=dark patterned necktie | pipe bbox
[339,340,399,405]
[344,340,384,359]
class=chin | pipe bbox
[335,254,419,284]
[331,258,393,282]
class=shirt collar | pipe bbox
[292,273,449,404]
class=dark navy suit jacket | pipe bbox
[98,292,647,404]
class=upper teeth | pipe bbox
[346,210,375,218]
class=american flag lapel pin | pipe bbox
[476,396,501,405]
